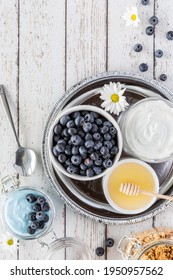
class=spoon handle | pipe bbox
[0,85,20,147]
[139,190,173,202]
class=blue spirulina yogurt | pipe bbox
[3,188,53,239]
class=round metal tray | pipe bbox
[42,71,173,224]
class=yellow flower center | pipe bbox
[7,239,14,246]
[111,94,119,103]
[131,14,137,21]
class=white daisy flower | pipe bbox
[99,82,129,115]
[0,232,18,253]
[122,6,140,27]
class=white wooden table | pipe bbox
[1,0,173,260]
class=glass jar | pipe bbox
[118,228,173,260]
[1,175,55,240]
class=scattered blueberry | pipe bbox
[36,211,47,222]
[37,196,46,205]
[27,226,35,235]
[103,159,113,168]
[67,165,77,174]
[149,16,158,26]
[95,247,104,257]
[43,214,49,223]
[105,238,114,247]
[141,0,149,5]
[160,74,167,81]
[26,194,37,203]
[71,155,82,165]
[134,43,143,52]
[38,221,45,229]
[139,63,148,72]
[166,31,173,40]
[146,26,154,35]
[155,50,163,58]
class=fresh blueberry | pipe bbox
[54,124,62,134]
[83,122,92,133]
[139,63,148,72]
[100,146,109,156]
[104,141,112,149]
[84,113,94,123]
[72,112,81,119]
[80,170,86,176]
[53,134,60,142]
[102,153,111,159]
[58,154,67,163]
[134,43,143,52]
[160,74,167,81]
[56,143,65,153]
[71,135,82,145]
[103,159,113,168]
[87,148,94,154]
[62,128,69,137]
[91,123,98,133]
[67,165,77,174]
[52,146,60,157]
[90,152,99,161]
[94,141,103,150]
[66,120,75,128]
[80,163,87,171]
[86,168,94,177]
[103,121,112,127]
[57,139,66,145]
[78,130,85,138]
[75,116,84,126]
[28,212,37,221]
[84,158,94,167]
[85,133,92,141]
[81,110,89,116]
[41,202,50,212]
[104,133,111,141]
[141,0,149,5]
[95,118,103,126]
[166,31,173,40]
[38,221,45,229]
[79,146,87,155]
[93,133,101,140]
[149,16,158,26]
[43,214,49,223]
[109,127,117,136]
[65,159,71,166]
[65,146,72,156]
[27,226,36,235]
[37,196,46,204]
[110,146,119,155]
[32,203,41,212]
[36,211,47,221]
[85,140,94,149]
[93,166,102,175]
[95,158,103,166]
[90,111,98,118]
[68,139,72,145]
[68,127,77,135]
[71,155,82,165]
[155,50,163,58]
[72,146,79,155]
[59,115,70,126]
[95,247,104,257]
[26,194,37,203]
[105,238,114,247]
[100,126,109,134]
[30,220,40,230]
[146,26,154,35]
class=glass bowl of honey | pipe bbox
[102,158,159,214]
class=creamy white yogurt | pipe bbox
[124,99,173,161]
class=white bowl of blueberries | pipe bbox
[48,105,123,180]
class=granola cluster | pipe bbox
[134,228,173,260]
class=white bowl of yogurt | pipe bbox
[2,187,54,240]
[119,97,173,163]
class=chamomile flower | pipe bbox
[0,232,18,253]
[99,82,129,115]
[122,7,140,27]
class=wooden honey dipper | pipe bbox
[120,183,173,202]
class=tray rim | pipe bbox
[42,71,173,225]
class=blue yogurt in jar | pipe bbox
[3,188,53,239]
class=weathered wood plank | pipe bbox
[18,0,66,259]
